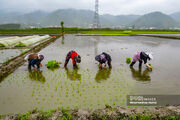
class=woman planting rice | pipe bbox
[24,53,44,70]
[64,50,81,68]
[130,51,153,69]
[95,52,112,69]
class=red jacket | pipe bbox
[65,51,78,65]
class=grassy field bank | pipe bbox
[1,28,180,35]
[0,106,180,120]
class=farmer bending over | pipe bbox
[130,51,153,69]
[25,53,44,70]
[64,50,81,68]
[95,52,112,69]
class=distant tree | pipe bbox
[60,21,64,34]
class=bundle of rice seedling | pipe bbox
[148,64,153,71]
[126,57,132,64]
[46,60,61,68]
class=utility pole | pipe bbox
[93,0,100,28]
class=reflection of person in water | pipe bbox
[65,68,81,81]
[95,69,111,82]
[130,67,151,82]
[28,69,46,83]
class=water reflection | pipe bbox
[61,36,65,45]
[95,68,111,82]
[65,68,81,81]
[93,36,100,55]
[130,67,151,82]
[28,70,46,83]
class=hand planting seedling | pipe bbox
[126,57,132,64]
[147,64,153,71]
[46,60,61,69]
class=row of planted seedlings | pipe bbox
[0,67,134,111]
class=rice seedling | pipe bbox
[148,63,153,71]
[51,93,54,98]
[55,86,58,91]
[113,101,116,105]
[37,100,40,104]
[126,57,131,64]
[77,89,80,93]
[59,100,62,104]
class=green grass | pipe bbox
[0,44,5,47]
[4,58,11,64]
[1,28,180,35]
[61,111,72,120]
[16,111,32,120]
[20,50,28,55]
[15,43,26,47]
[7,110,180,120]
[80,31,131,36]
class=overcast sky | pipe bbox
[0,0,180,15]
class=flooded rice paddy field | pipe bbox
[0,49,28,65]
[0,35,180,114]
[0,36,27,65]
[137,33,180,37]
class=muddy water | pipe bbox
[0,35,180,114]
[0,49,28,65]
[0,36,28,65]
[137,33,180,37]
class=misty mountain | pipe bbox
[40,9,140,27]
[0,11,23,24]
[100,14,140,27]
[0,9,140,28]
[14,10,48,24]
[130,12,180,29]
[40,9,94,27]
[1,9,180,29]
[170,12,180,22]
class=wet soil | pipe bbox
[0,36,60,80]
[0,106,180,120]
[0,35,180,114]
